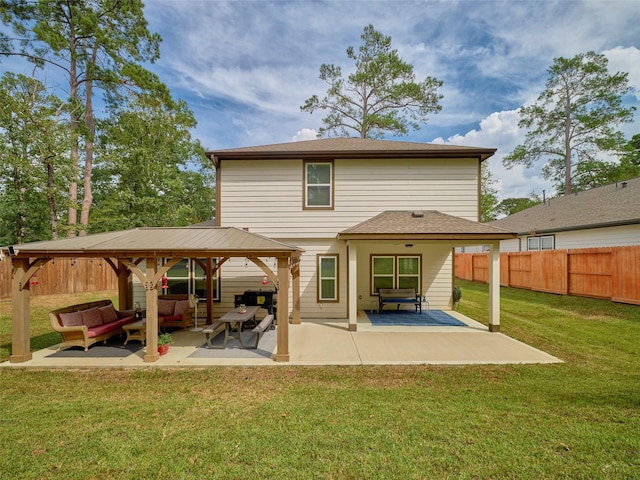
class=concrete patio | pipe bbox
[1,310,562,369]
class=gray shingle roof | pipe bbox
[489,177,640,234]
[338,211,516,240]
[207,138,496,162]
[11,227,303,258]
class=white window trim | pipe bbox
[527,235,555,251]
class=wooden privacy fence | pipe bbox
[0,257,118,300]
[455,246,640,306]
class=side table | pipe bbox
[123,319,146,345]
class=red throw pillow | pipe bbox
[158,299,176,316]
[174,300,190,316]
[81,307,104,328]
[59,311,83,327]
[99,304,119,323]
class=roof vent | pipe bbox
[621,181,628,188]
[411,211,424,218]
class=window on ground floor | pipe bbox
[317,254,339,302]
[371,255,421,295]
[527,235,554,251]
[162,258,220,301]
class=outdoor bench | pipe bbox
[49,300,136,351]
[202,321,226,348]
[248,314,274,349]
[378,288,424,314]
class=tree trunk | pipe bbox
[46,159,59,240]
[67,32,79,237]
[564,87,573,195]
[79,42,99,236]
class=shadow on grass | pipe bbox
[1,331,61,362]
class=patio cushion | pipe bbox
[87,316,135,338]
[158,299,176,316]
[161,314,182,322]
[99,304,119,323]
[59,311,84,327]
[81,307,104,328]
[174,300,190,316]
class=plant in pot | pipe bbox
[157,333,173,355]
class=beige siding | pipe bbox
[353,242,453,311]
[554,225,640,249]
[219,158,480,238]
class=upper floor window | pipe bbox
[304,161,333,209]
[527,235,554,251]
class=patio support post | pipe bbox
[347,241,357,331]
[117,260,131,310]
[275,256,290,362]
[488,241,501,332]
[10,258,32,363]
[205,257,214,324]
[291,262,301,324]
[144,257,160,362]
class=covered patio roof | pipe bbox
[336,210,516,333]
[6,227,304,364]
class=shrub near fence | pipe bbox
[0,257,118,300]
[455,246,640,306]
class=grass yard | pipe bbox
[1,281,639,479]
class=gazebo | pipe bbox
[5,226,304,363]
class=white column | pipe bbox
[488,241,501,332]
[348,241,358,331]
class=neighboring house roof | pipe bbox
[11,227,303,258]
[489,177,640,235]
[207,138,496,162]
[338,210,516,241]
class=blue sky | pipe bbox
[4,0,640,201]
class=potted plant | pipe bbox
[157,333,173,355]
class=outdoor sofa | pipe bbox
[49,300,136,351]
[157,294,196,330]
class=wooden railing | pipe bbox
[0,258,118,299]
[455,246,640,305]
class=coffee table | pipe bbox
[123,319,146,345]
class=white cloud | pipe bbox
[433,109,554,200]
[604,46,640,101]
[291,129,318,142]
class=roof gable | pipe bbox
[489,177,640,234]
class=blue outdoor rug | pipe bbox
[365,309,467,327]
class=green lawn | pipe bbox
[1,281,639,479]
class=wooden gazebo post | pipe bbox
[275,256,290,362]
[144,256,160,363]
[10,258,32,363]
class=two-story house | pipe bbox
[207,138,515,332]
